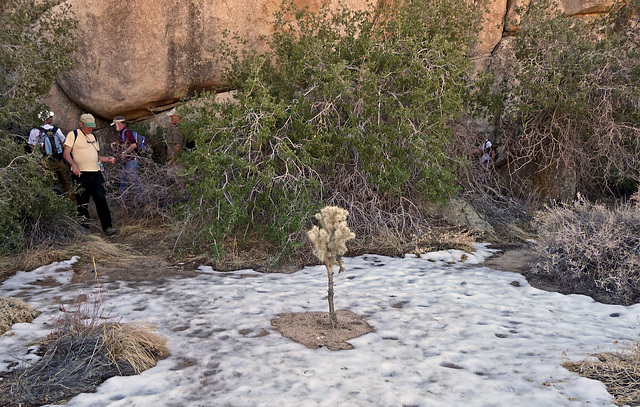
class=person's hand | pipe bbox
[72,164,81,177]
[109,156,116,164]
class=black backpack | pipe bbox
[39,126,64,160]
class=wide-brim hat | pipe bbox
[110,116,126,126]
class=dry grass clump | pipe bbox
[530,194,640,305]
[0,234,138,280]
[0,290,168,406]
[101,321,169,374]
[410,227,479,257]
[0,321,168,406]
[564,342,640,406]
[0,297,40,335]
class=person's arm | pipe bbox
[63,145,81,176]
[99,155,116,164]
[121,142,137,157]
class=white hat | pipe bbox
[166,108,178,117]
[110,116,126,126]
[38,110,54,121]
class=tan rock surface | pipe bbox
[506,0,614,32]
[53,0,373,123]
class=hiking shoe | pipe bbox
[104,227,118,237]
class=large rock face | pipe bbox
[505,0,614,31]
[53,0,373,124]
[48,0,617,128]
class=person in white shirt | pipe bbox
[477,133,494,165]
[27,110,72,197]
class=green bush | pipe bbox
[177,0,484,258]
[0,138,76,254]
[0,0,76,127]
[498,0,640,197]
[0,0,77,254]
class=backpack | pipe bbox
[121,129,147,153]
[39,126,64,160]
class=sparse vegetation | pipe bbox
[564,341,640,406]
[530,194,640,305]
[0,283,168,407]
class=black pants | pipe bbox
[72,171,113,231]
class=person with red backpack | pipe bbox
[110,116,144,204]
[27,110,72,198]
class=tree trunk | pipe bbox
[326,263,337,328]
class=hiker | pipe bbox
[110,116,143,203]
[477,133,494,165]
[27,110,72,198]
[63,113,118,236]
[166,108,193,164]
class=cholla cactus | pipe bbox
[307,206,355,328]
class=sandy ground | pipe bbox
[271,310,374,350]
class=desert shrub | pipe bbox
[0,0,76,127]
[102,154,190,218]
[530,194,640,304]
[497,0,640,198]
[458,166,538,242]
[95,121,191,220]
[0,297,41,335]
[0,0,78,254]
[0,137,78,254]
[177,0,484,258]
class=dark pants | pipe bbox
[73,171,113,231]
[47,159,73,201]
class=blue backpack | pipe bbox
[39,126,64,160]
[121,129,147,153]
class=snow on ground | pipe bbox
[1,244,639,407]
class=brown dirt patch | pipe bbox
[483,243,540,275]
[483,243,562,293]
[271,310,374,351]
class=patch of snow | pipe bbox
[0,245,637,407]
